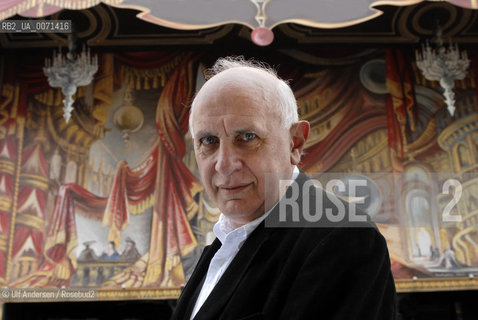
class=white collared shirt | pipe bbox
[190,167,299,319]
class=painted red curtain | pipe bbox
[385,49,417,159]
[101,52,202,288]
[298,63,387,173]
[11,144,49,261]
[471,54,478,114]
[143,53,203,287]
[0,89,19,283]
[103,147,158,248]
[12,183,107,287]
[0,56,50,284]
[0,136,16,236]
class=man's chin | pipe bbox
[219,200,249,216]
[220,203,265,224]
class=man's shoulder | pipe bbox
[267,220,381,247]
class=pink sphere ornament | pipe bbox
[447,0,477,9]
[251,27,274,46]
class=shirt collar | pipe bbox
[213,166,300,244]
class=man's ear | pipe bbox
[290,120,310,165]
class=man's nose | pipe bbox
[215,143,242,175]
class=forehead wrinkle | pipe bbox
[222,118,229,138]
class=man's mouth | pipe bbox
[218,183,252,194]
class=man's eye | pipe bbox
[242,133,256,141]
[200,136,218,145]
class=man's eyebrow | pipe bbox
[194,127,261,139]
[235,127,258,134]
[194,130,214,139]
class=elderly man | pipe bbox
[172,57,396,320]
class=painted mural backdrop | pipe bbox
[0,48,476,299]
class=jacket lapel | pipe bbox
[173,240,221,319]
[193,217,275,319]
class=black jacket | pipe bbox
[172,172,397,320]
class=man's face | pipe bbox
[191,68,298,226]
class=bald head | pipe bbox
[189,57,299,139]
